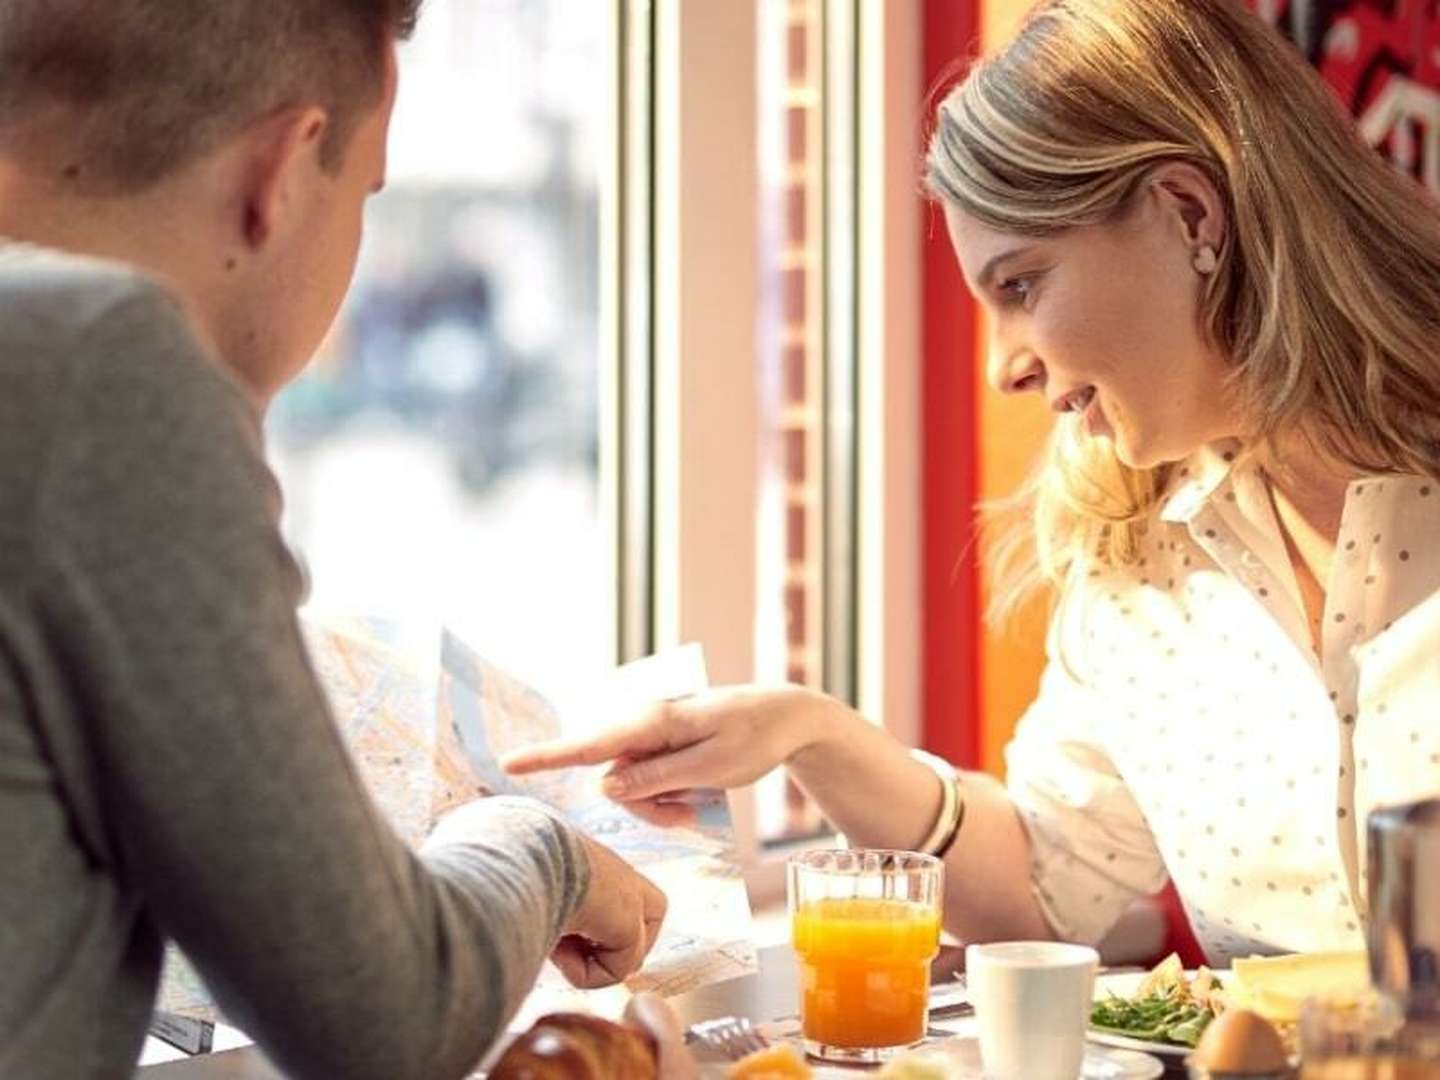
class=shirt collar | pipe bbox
[1157,439,1245,525]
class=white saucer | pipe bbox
[889,1036,1165,1079]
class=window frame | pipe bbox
[612,0,923,903]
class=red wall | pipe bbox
[920,0,983,771]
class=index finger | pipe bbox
[500,733,628,775]
[501,704,679,775]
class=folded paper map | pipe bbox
[158,617,756,1027]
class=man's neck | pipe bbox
[0,162,240,400]
[0,169,188,277]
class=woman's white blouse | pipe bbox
[1006,441,1440,963]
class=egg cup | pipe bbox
[1184,1061,1296,1079]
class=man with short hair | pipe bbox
[0,4,666,1078]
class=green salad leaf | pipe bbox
[1089,981,1218,1048]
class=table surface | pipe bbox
[134,945,954,1078]
[133,945,1180,1078]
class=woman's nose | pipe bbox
[988,350,1045,396]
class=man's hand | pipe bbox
[552,834,667,989]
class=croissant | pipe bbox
[489,1012,658,1079]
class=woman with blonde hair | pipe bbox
[508,0,1440,962]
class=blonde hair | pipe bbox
[927,0,1440,620]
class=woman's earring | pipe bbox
[1193,245,1218,275]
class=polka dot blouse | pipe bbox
[1004,440,1440,964]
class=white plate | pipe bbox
[1088,970,1210,1060]
[886,1036,1164,1079]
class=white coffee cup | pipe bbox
[965,940,1100,1080]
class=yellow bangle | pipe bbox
[910,748,964,857]
[934,775,966,859]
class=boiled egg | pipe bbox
[1190,1008,1290,1075]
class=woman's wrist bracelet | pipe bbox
[909,748,965,858]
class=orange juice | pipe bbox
[792,897,941,1049]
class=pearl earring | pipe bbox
[1193,245,1218,275]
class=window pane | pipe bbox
[267,0,612,700]
[755,0,835,846]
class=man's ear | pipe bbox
[1147,161,1226,252]
[237,105,331,251]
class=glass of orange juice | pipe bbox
[1299,992,1440,1078]
[789,849,943,1063]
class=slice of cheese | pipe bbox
[1227,951,1371,1023]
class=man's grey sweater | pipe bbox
[0,244,589,1079]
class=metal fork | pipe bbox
[929,971,973,1021]
[684,1016,770,1061]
